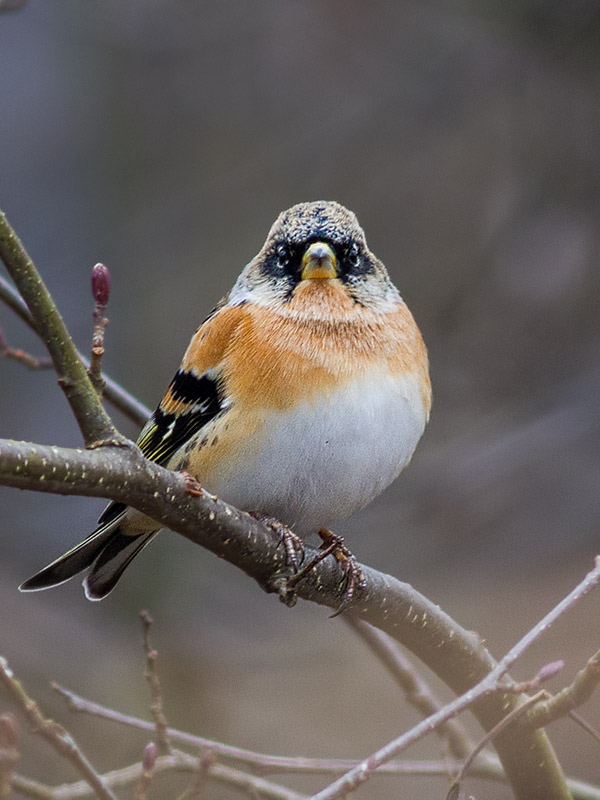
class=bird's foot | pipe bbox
[279,529,366,616]
[248,513,304,572]
[317,529,366,617]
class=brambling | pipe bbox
[20,201,431,601]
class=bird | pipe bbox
[20,201,431,601]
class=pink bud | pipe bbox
[142,742,158,772]
[536,660,564,684]
[91,263,111,307]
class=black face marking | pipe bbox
[260,236,374,293]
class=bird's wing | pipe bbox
[97,301,247,525]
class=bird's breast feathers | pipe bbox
[170,286,430,532]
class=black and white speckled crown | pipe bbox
[266,201,367,247]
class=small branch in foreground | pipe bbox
[0,657,118,800]
[47,682,600,800]
[133,743,157,800]
[345,617,472,760]
[309,558,600,800]
[0,713,19,798]
[448,690,548,798]
[140,611,171,755]
[527,648,600,730]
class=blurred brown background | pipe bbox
[1,1,599,797]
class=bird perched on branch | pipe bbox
[20,201,431,601]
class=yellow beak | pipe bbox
[300,242,338,280]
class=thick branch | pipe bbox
[0,437,575,800]
[0,212,127,445]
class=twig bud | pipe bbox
[91,263,111,307]
[142,742,158,772]
[535,660,565,685]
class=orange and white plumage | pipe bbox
[20,201,431,600]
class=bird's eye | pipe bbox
[276,244,291,269]
[346,242,360,268]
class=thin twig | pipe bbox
[182,750,217,800]
[87,264,110,395]
[0,713,19,798]
[10,753,600,800]
[49,682,497,776]
[345,617,472,759]
[527,648,600,729]
[133,743,157,800]
[568,711,600,745]
[309,557,600,800]
[46,682,600,799]
[0,658,118,800]
[0,327,53,370]
[448,690,547,798]
[139,612,171,755]
[10,749,309,800]
[0,217,137,445]
[0,272,150,425]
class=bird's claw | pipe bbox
[249,513,304,571]
[317,529,366,617]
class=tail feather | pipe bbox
[83,530,157,601]
[19,510,158,599]
[18,516,125,592]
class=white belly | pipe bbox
[206,369,427,535]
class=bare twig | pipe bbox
[48,683,600,799]
[133,743,157,800]
[568,712,600,745]
[527,648,600,729]
[0,212,126,446]
[0,327,52,369]
[87,264,110,396]
[309,558,600,800]
[181,750,217,800]
[139,612,171,755]
[448,690,547,798]
[0,713,19,798]
[11,749,309,800]
[345,617,472,759]
[0,658,118,800]
[0,272,150,425]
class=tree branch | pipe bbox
[0,659,118,800]
[308,559,600,800]
[0,222,146,435]
[344,617,472,760]
[0,271,150,426]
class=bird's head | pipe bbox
[229,201,401,314]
